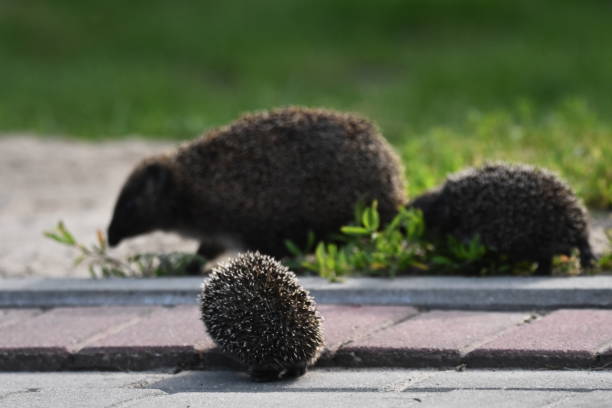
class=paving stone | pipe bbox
[143,368,433,393]
[125,392,432,408]
[0,306,150,370]
[318,305,418,350]
[407,370,612,391]
[553,391,612,408]
[76,306,224,370]
[408,390,577,408]
[467,309,612,368]
[2,370,612,407]
[0,388,165,408]
[0,308,42,329]
[0,372,171,392]
[337,311,529,367]
[0,306,150,349]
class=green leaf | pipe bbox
[315,242,327,268]
[43,231,68,244]
[306,230,317,251]
[431,255,453,265]
[57,221,76,245]
[340,226,370,235]
[73,255,86,267]
[284,239,303,257]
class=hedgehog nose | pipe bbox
[107,225,121,247]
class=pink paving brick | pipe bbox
[82,305,210,350]
[467,309,612,368]
[336,310,529,367]
[75,306,227,370]
[0,309,42,329]
[318,305,418,350]
[0,306,150,350]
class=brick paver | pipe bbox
[76,306,223,370]
[0,307,150,370]
[336,311,530,367]
[467,309,612,368]
[0,309,42,329]
[318,305,417,350]
[2,306,612,371]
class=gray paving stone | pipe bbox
[143,368,434,393]
[408,390,577,408]
[1,369,612,408]
[553,391,612,408]
[124,392,431,408]
[0,388,165,408]
[0,372,170,392]
[407,370,612,391]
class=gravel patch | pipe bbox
[0,135,197,278]
[0,135,609,278]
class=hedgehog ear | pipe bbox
[143,163,171,197]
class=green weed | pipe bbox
[44,221,204,278]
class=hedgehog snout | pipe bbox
[106,222,122,247]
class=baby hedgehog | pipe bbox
[200,251,323,381]
[107,106,406,262]
[410,162,595,274]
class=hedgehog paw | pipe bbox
[534,258,552,275]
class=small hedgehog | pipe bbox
[107,106,406,265]
[200,252,323,381]
[410,163,595,274]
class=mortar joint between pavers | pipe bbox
[104,389,167,408]
[67,308,155,352]
[335,309,422,351]
[458,311,543,357]
[595,338,612,355]
[382,371,438,393]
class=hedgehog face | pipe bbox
[409,189,447,234]
[107,161,174,246]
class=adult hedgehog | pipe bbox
[410,162,595,274]
[107,107,406,262]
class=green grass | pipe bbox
[1,0,611,207]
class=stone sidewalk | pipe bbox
[2,370,612,407]
[2,305,612,371]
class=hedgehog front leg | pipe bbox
[579,239,596,270]
[184,241,227,275]
[534,258,552,275]
[249,362,308,382]
[196,240,226,260]
[249,366,284,382]
[283,362,308,378]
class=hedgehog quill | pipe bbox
[410,162,595,274]
[199,252,324,381]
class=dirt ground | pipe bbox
[0,135,610,278]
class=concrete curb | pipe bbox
[2,276,612,309]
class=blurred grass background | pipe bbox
[0,0,610,207]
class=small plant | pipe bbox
[596,229,612,271]
[286,201,431,281]
[284,201,604,281]
[44,221,205,278]
[429,235,487,273]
